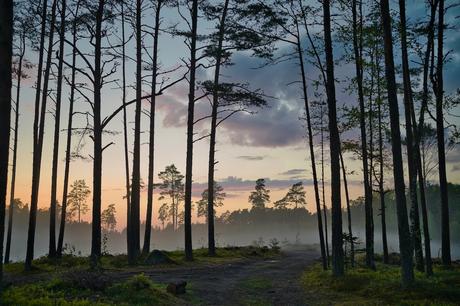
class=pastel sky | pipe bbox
[7,1,460,230]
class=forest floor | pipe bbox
[1,245,319,305]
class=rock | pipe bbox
[144,250,174,265]
[166,281,187,295]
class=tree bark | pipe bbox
[91,0,105,267]
[435,0,451,267]
[143,0,163,256]
[184,0,198,261]
[207,0,230,257]
[340,151,354,267]
[26,0,58,270]
[0,0,13,281]
[399,0,424,272]
[320,108,330,267]
[376,61,389,264]
[410,0,438,276]
[380,0,414,286]
[57,0,80,257]
[128,0,143,264]
[4,30,25,264]
[120,0,131,257]
[295,11,327,270]
[49,0,67,259]
[322,0,344,276]
[352,0,374,269]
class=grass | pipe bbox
[4,246,280,275]
[1,246,280,305]
[302,260,460,305]
[0,273,183,306]
[233,277,274,306]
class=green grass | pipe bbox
[0,273,184,306]
[4,246,280,275]
[234,277,274,306]
[302,262,460,305]
[1,246,280,305]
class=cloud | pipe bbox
[279,168,306,176]
[236,155,266,161]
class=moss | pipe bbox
[302,262,460,305]
[105,274,183,305]
[1,273,183,306]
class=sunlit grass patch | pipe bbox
[302,262,460,305]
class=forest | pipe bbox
[0,0,459,305]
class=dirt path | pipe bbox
[4,246,319,305]
[141,246,319,306]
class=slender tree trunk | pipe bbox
[143,0,163,256]
[435,0,451,267]
[0,0,13,281]
[376,61,389,264]
[207,0,230,257]
[410,0,438,276]
[323,0,344,276]
[380,0,414,286]
[398,0,424,272]
[120,0,131,256]
[57,0,80,257]
[295,20,327,270]
[26,0,58,270]
[91,0,105,267]
[49,0,67,259]
[4,31,25,264]
[184,0,198,261]
[340,151,354,267]
[320,108,330,266]
[129,0,142,264]
[352,0,374,269]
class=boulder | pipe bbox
[166,281,187,295]
[144,250,174,265]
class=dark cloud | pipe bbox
[279,169,306,176]
[236,155,266,161]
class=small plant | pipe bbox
[102,232,109,256]
[268,238,281,251]
[252,237,265,248]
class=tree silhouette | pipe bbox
[249,179,270,210]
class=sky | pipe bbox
[7,0,460,230]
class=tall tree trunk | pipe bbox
[376,61,389,264]
[340,151,354,267]
[91,0,105,267]
[49,0,67,259]
[0,0,13,281]
[320,107,330,266]
[57,0,80,257]
[26,0,58,270]
[399,0,424,272]
[4,31,25,264]
[184,0,198,261]
[207,0,230,257]
[380,0,414,286]
[143,0,163,256]
[120,0,131,256]
[352,0,374,269]
[129,0,142,264]
[411,0,438,276]
[435,0,451,267]
[295,14,327,270]
[323,0,344,277]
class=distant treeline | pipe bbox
[4,183,459,261]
